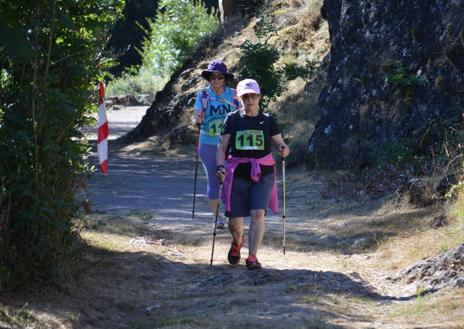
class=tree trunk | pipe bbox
[219,0,235,22]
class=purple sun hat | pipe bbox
[201,60,234,82]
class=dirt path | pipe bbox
[83,152,391,328]
[78,108,401,328]
[79,106,461,329]
[81,107,382,328]
[2,106,462,329]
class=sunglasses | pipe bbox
[241,93,260,100]
[210,74,225,80]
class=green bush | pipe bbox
[239,40,286,110]
[107,0,219,95]
[369,139,417,167]
[283,60,319,81]
[387,61,427,88]
[0,0,123,289]
[238,0,286,110]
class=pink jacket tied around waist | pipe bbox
[221,154,279,214]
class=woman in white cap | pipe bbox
[193,60,239,228]
[216,79,289,270]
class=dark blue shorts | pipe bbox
[225,173,274,218]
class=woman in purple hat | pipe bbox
[216,78,289,270]
[193,60,239,228]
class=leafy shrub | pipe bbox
[107,67,159,96]
[0,0,123,289]
[383,140,416,165]
[238,0,286,110]
[283,60,319,81]
[239,40,285,110]
[387,61,427,88]
[369,139,417,168]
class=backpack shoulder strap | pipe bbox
[201,89,210,112]
[232,88,240,109]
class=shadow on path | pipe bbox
[4,240,414,329]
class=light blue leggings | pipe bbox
[199,144,220,200]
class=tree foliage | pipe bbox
[239,40,285,110]
[143,0,218,78]
[108,0,218,95]
[106,0,159,77]
[0,0,124,289]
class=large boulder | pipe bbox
[308,0,464,169]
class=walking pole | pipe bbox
[281,150,286,255]
[210,183,222,267]
[192,123,201,219]
[192,91,208,219]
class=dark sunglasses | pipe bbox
[241,93,259,100]
[210,74,225,80]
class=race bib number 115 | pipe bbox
[235,130,265,150]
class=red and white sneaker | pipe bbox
[246,255,262,271]
[227,241,242,265]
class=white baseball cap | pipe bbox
[236,79,261,96]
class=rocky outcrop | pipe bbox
[308,0,464,169]
[390,243,464,291]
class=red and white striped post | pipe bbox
[97,82,108,176]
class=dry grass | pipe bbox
[284,270,464,329]
[312,289,464,328]
[0,214,213,329]
[387,288,464,327]
[299,2,323,30]
[272,0,326,52]
[452,184,464,224]
[372,214,463,271]
[291,269,464,328]
[0,304,46,329]
[2,174,464,328]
